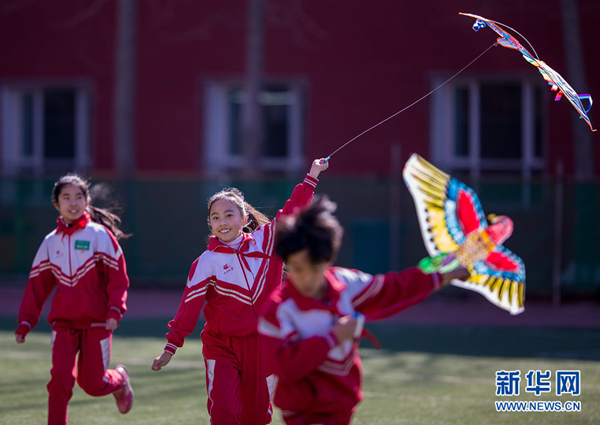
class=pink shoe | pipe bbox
[113,365,134,414]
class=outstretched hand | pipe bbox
[151,352,173,371]
[309,158,329,179]
[15,334,25,344]
[440,266,471,285]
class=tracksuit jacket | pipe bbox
[162,174,318,353]
[258,266,443,423]
[16,212,128,334]
[162,174,318,425]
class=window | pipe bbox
[1,85,90,176]
[204,81,305,174]
[430,77,546,178]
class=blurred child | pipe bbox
[258,196,470,425]
[15,174,133,425]
[151,159,329,425]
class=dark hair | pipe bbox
[207,187,270,233]
[275,195,343,264]
[52,173,131,240]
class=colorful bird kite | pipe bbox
[403,154,526,315]
[460,12,596,132]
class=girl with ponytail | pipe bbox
[51,174,130,240]
[15,173,134,424]
[152,158,329,425]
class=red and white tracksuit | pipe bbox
[163,174,318,425]
[258,266,443,425]
[15,212,129,425]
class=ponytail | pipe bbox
[52,173,131,240]
[243,202,269,233]
[86,205,131,240]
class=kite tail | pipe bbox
[578,94,593,114]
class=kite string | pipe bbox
[326,42,497,160]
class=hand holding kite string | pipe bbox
[403,154,526,315]
[460,12,596,132]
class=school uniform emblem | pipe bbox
[75,240,90,251]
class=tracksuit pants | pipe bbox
[283,410,354,425]
[202,330,275,425]
[47,326,123,425]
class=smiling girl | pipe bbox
[152,158,328,425]
[15,174,133,425]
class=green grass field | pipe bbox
[2,319,599,425]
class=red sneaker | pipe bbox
[113,365,134,414]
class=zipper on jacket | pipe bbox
[236,252,258,319]
[68,235,73,278]
[236,252,255,291]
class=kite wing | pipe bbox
[403,153,487,257]
[455,246,526,315]
[403,153,526,315]
[460,12,596,132]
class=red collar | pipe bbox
[283,268,346,312]
[208,232,255,253]
[56,212,90,237]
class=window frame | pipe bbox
[1,83,91,177]
[430,74,547,178]
[203,79,306,175]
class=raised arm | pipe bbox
[308,158,329,179]
[277,158,329,219]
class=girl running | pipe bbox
[152,158,329,425]
[15,173,133,425]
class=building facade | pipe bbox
[1,0,598,179]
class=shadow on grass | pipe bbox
[3,316,600,361]
[362,323,600,361]
[0,401,48,412]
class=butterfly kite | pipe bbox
[403,154,526,315]
[460,12,595,132]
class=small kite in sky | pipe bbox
[403,153,526,315]
[461,12,596,132]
